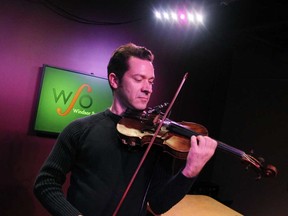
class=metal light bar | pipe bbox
[154,8,204,26]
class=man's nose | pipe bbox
[142,81,153,94]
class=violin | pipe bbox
[117,105,277,179]
[112,73,277,215]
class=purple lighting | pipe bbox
[154,8,204,26]
[180,13,186,20]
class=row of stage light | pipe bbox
[154,9,204,25]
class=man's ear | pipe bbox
[108,73,119,89]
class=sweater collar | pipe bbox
[104,109,122,124]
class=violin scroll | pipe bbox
[264,164,278,178]
[242,153,278,179]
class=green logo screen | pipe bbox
[34,65,112,134]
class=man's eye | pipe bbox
[134,77,142,82]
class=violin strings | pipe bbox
[217,142,245,158]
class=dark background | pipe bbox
[0,0,287,215]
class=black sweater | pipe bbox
[34,109,195,216]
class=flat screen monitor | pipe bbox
[34,65,112,135]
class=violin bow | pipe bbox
[112,72,189,215]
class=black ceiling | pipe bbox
[40,0,288,51]
[207,0,288,51]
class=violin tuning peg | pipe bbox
[257,157,265,164]
[255,174,262,181]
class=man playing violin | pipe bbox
[34,43,217,216]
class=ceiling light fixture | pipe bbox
[154,8,204,26]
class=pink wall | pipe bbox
[0,1,195,215]
[0,1,155,215]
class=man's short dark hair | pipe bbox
[107,43,154,88]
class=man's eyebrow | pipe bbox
[133,74,154,79]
